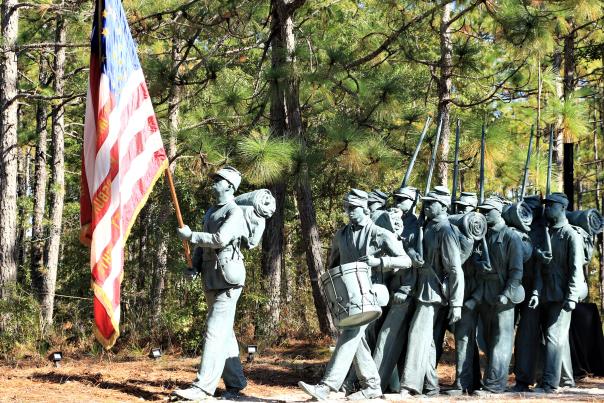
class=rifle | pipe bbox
[546,125,554,196]
[478,123,492,269]
[451,119,461,208]
[424,117,444,196]
[402,116,432,188]
[520,125,534,200]
[417,117,443,261]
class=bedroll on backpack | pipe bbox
[235,189,276,249]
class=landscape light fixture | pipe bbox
[149,347,162,360]
[246,345,257,363]
[50,351,63,367]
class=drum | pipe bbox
[320,262,382,328]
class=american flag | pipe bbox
[80,0,168,348]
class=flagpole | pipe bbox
[165,168,193,267]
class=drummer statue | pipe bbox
[172,166,248,401]
[298,189,412,401]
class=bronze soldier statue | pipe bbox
[172,166,248,401]
[533,193,587,393]
[399,186,464,397]
[473,197,524,395]
[298,189,411,401]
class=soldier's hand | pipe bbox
[563,300,576,311]
[393,291,408,305]
[536,248,552,264]
[177,225,192,241]
[464,298,477,311]
[360,255,381,267]
[183,267,197,280]
[528,295,539,309]
[497,294,509,305]
[410,252,424,269]
[448,306,462,324]
[477,260,491,273]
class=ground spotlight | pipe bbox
[246,345,257,363]
[49,351,63,367]
[149,347,162,360]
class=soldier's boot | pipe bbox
[298,381,330,401]
[346,387,383,400]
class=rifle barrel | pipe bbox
[546,125,554,196]
[402,116,432,187]
[520,125,534,200]
[479,123,486,204]
[424,117,443,196]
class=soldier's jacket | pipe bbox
[191,199,247,290]
[388,212,420,298]
[473,219,524,305]
[416,214,464,307]
[328,218,411,271]
[524,215,547,296]
[534,217,587,303]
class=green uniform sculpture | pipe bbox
[445,192,481,395]
[172,167,248,401]
[512,195,544,392]
[299,189,411,401]
[473,197,524,395]
[399,186,463,397]
[371,186,420,392]
[533,193,587,392]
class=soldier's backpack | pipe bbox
[234,189,276,249]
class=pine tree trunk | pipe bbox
[0,0,20,300]
[563,27,576,210]
[552,51,564,191]
[31,58,49,299]
[259,0,297,335]
[279,4,335,335]
[16,146,31,281]
[42,17,67,327]
[435,2,453,187]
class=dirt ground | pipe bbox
[0,340,603,402]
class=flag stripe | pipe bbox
[81,0,168,349]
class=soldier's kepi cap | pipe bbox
[212,166,242,190]
[543,192,569,207]
[422,185,451,208]
[477,196,504,213]
[343,188,369,208]
[454,191,478,208]
[393,186,418,201]
[368,189,389,205]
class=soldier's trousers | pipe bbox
[192,287,247,395]
[373,299,414,391]
[322,324,381,391]
[541,302,572,390]
[453,306,480,391]
[514,301,541,386]
[400,302,441,394]
[478,303,515,393]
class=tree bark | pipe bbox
[42,17,67,327]
[552,50,564,191]
[436,2,453,187]
[562,26,576,210]
[31,57,50,300]
[16,146,31,282]
[0,0,20,300]
[279,0,335,335]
